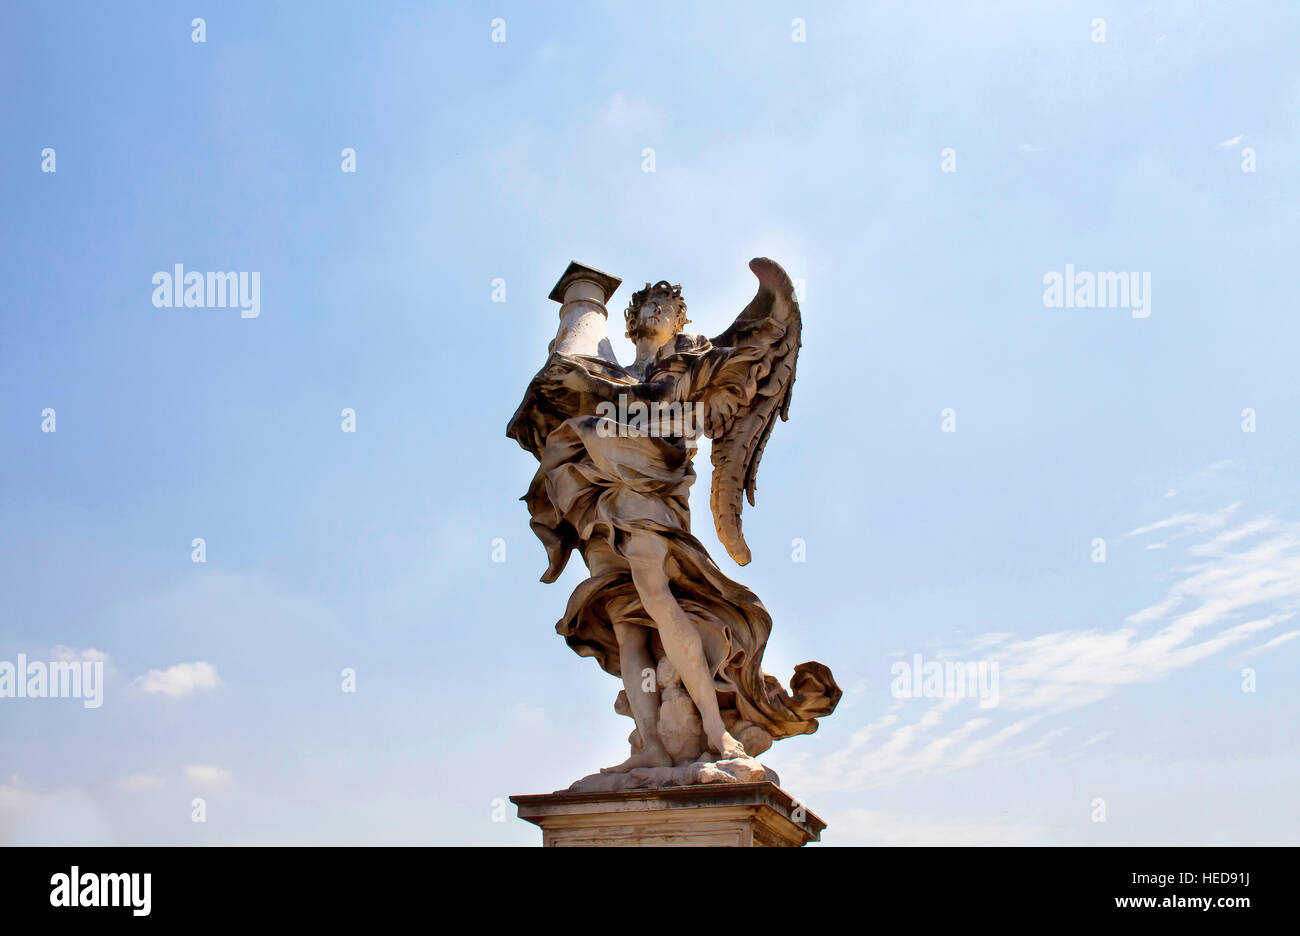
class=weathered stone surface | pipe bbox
[506,258,841,809]
[511,782,824,847]
[547,260,621,363]
[567,753,778,794]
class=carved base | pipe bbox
[566,753,779,793]
[510,781,825,847]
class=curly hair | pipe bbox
[623,280,690,339]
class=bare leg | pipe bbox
[624,533,746,760]
[601,620,672,772]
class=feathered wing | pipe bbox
[701,258,801,565]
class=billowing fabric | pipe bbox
[511,337,840,740]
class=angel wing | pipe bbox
[702,257,802,566]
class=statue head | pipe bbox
[624,280,690,345]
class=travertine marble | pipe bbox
[507,258,841,794]
[511,782,825,847]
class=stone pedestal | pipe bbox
[510,781,825,847]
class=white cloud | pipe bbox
[51,645,109,664]
[0,776,113,846]
[183,765,232,789]
[601,93,659,130]
[130,662,221,697]
[1252,629,1300,652]
[828,808,1047,846]
[1080,730,1112,748]
[116,772,165,793]
[789,502,1300,794]
[1125,502,1239,539]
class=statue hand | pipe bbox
[544,355,613,396]
[539,354,577,384]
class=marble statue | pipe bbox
[507,258,841,792]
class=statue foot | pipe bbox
[710,730,748,761]
[600,746,673,774]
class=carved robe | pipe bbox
[507,334,840,748]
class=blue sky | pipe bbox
[1,0,1298,845]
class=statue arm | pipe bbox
[545,354,673,404]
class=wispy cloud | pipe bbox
[789,502,1300,794]
[1251,630,1300,653]
[51,646,109,664]
[183,765,232,789]
[130,662,221,698]
[0,776,113,846]
[827,808,1048,846]
[1125,502,1240,539]
[116,771,165,793]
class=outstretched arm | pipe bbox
[543,354,673,404]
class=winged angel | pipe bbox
[507,259,840,791]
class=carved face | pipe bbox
[631,296,682,346]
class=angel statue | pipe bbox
[507,258,840,792]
